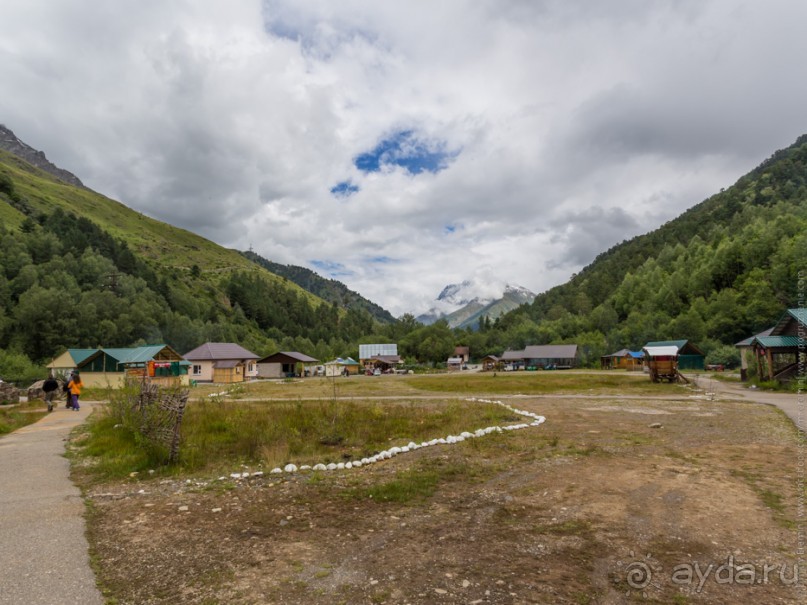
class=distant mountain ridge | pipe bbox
[240,250,396,323]
[418,281,535,329]
[0,124,84,188]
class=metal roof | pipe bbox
[258,351,319,364]
[78,345,183,369]
[325,357,360,366]
[643,345,679,357]
[645,340,704,356]
[770,308,807,336]
[359,344,398,358]
[183,342,259,361]
[735,327,774,347]
[523,345,578,359]
[788,308,807,325]
[68,348,99,365]
[753,335,802,348]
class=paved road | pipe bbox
[689,374,806,433]
[0,403,104,605]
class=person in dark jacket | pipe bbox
[42,373,59,412]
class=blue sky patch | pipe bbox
[365,255,397,264]
[330,180,359,198]
[310,260,354,278]
[355,130,457,175]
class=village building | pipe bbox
[735,327,774,380]
[446,356,463,371]
[500,345,579,370]
[75,345,189,388]
[453,346,470,364]
[359,344,402,373]
[745,308,806,382]
[600,349,644,371]
[643,340,705,370]
[323,357,361,377]
[257,351,319,378]
[46,348,98,376]
[481,355,500,371]
[183,342,260,384]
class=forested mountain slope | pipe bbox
[492,134,807,364]
[0,141,383,378]
[241,250,396,324]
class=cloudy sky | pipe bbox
[2,1,807,316]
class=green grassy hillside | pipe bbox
[0,147,383,374]
[485,134,807,366]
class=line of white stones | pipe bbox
[222,398,545,478]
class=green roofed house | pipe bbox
[46,348,98,376]
[324,357,361,377]
[76,345,189,388]
[747,308,806,382]
[643,340,705,371]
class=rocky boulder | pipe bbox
[0,381,20,404]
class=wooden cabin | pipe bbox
[601,349,644,371]
[481,355,500,371]
[748,308,805,382]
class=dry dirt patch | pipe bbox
[78,396,805,604]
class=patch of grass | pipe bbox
[564,443,603,457]
[343,457,486,504]
[71,416,167,481]
[759,489,786,514]
[0,401,47,434]
[208,371,686,401]
[74,397,518,480]
[535,519,592,536]
[730,467,794,528]
[407,372,685,396]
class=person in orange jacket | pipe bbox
[66,371,83,411]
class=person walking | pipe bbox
[66,371,83,411]
[42,373,59,412]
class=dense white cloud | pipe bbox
[1,0,806,316]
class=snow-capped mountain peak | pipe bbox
[417,280,535,328]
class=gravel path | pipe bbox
[0,403,104,605]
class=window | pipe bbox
[193,365,202,376]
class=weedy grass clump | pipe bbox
[75,395,516,479]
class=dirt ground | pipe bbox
[74,391,806,604]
